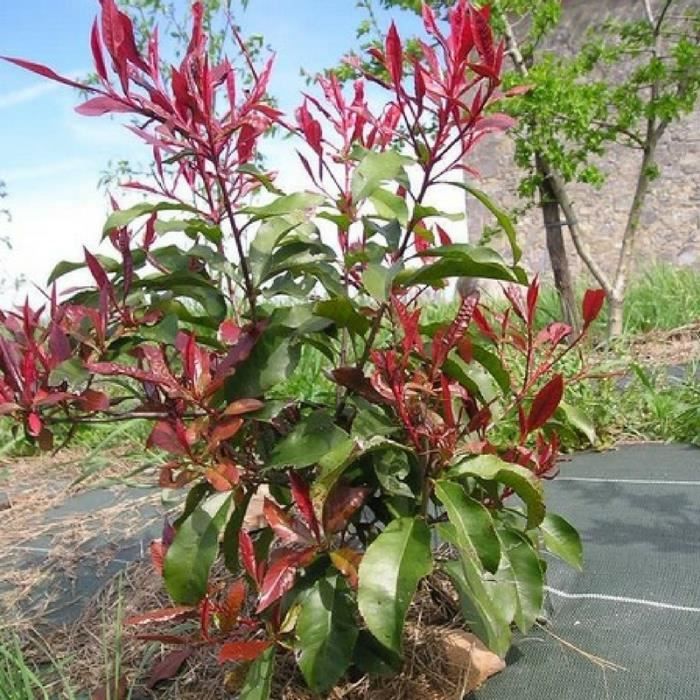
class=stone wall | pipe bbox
[465,0,700,281]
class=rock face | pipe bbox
[466,0,700,280]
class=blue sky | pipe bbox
[0,1,427,304]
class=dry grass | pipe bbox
[0,450,163,630]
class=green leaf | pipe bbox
[48,358,89,387]
[312,436,411,504]
[442,556,511,657]
[103,201,196,234]
[449,182,521,263]
[375,451,414,498]
[137,272,227,321]
[349,399,398,439]
[351,150,412,202]
[472,344,512,394]
[47,260,85,285]
[353,630,402,677]
[541,513,583,570]
[140,313,179,344]
[435,480,501,574]
[314,298,370,335]
[313,438,358,501]
[268,410,349,469]
[296,574,358,694]
[443,357,499,404]
[239,645,275,700]
[364,218,401,249]
[448,455,545,529]
[370,187,409,225]
[494,527,544,632]
[245,192,325,220]
[363,263,400,302]
[163,493,230,605]
[396,246,520,287]
[225,331,301,398]
[358,517,432,653]
[412,203,463,222]
[155,218,222,244]
[238,163,284,194]
[557,401,597,445]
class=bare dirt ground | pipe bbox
[627,322,700,366]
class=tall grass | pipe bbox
[535,263,700,334]
[0,634,77,700]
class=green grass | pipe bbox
[0,634,77,700]
[535,263,700,334]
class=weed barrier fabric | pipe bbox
[470,443,700,700]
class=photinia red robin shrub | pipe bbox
[1,1,604,695]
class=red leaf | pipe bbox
[436,224,452,246]
[219,579,247,633]
[392,295,424,355]
[218,639,271,664]
[330,548,362,589]
[262,498,312,544]
[527,374,564,434]
[26,412,42,437]
[147,648,193,689]
[147,420,189,455]
[505,84,533,97]
[239,530,259,585]
[421,4,442,41]
[331,367,388,405]
[323,484,371,535]
[257,547,316,612]
[582,289,606,328]
[76,95,131,116]
[84,248,110,289]
[150,540,166,574]
[526,277,539,325]
[223,398,264,416]
[204,467,237,492]
[90,19,108,81]
[503,285,527,321]
[289,471,321,542]
[385,22,403,86]
[219,319,242,344]
[125,606,195,626]
[208,416,244,449]
[80,389,110,412]
[2,56,88,90]
[471,306,497,342]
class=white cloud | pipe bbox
[0,180,109,307]
[0,81,59,110]
[5,158,89,183]
[0,67,89,110]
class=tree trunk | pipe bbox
[608,123,664,338]
[537,158,581,333]
[608,293,625,338]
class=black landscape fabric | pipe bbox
[471,443,700,700]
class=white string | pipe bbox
[555,477,700,486]
[545,585,700,613]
